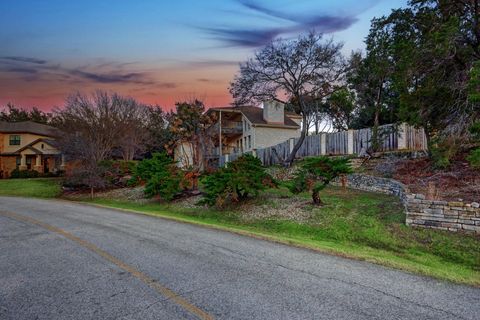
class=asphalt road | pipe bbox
[0,197,479,320]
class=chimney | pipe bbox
[262,100,284,124]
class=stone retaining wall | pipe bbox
[332,173,407,200]
[405,195,480,233]
[333,174,480,234]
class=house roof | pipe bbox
[0,121,58,137]
[208,106,300,129]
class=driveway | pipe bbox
[0,196,478,319]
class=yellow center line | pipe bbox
[0,210,214,320]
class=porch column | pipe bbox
[60,154,66,170]
[34,154,42,172]
[19,154,27,170]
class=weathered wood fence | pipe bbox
[222,123,427,167]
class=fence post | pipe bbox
[397,123,408,150]
[225,154,229,163]
[347,129,354,154]
[320,134,326,155]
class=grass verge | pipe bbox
[0,178,62,198]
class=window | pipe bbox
[9,135,21,146]
[248,135,251,149]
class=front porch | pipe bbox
[17,153,66,173]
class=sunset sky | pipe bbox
[0,0,407,111]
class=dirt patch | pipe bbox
[393,156,480,202]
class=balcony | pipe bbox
[210,121,243,136]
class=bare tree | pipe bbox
[114,96,150,161]
[230,31,346,166]
[55,92,120,163]
[55,91,150,195]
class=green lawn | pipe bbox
[0,178,62,198]
[0,177,478,286]
[88,186,480,287]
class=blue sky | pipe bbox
[0,0,407,109]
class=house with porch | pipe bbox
[0,121,65,178]
[174,101,302,167]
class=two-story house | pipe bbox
[174,101,302,167]
[0,121,65,178]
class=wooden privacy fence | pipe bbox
[243,123,427,167]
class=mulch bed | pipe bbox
[393,154,480,202]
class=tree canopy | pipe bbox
[230,31,346,165]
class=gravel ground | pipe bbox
[83,186,313,223]
[98,186,147,202]
[174,192,313,222]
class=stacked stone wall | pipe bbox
[332,174,480,234]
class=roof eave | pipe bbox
[252,123,300,129]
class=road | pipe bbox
[0,197,478,320]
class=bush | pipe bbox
[200,154,275,207]
[133,153,183,201]
[429,137,461,169]
[289,156,352,205]
[10,169,40,179]
[98,160,137,187]
[470,121,480,139]
[467,148,480,169]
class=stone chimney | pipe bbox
[262,100,284,124]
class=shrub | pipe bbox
[470,121,480,139]
[289,156,352,205]
[10,169,40,179]
[98,160,137,187]
[467,148,480,169]
[200,154,275,207]
[429,137,461,169]
[134,153,183,201]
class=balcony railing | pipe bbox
[210,121,243,135]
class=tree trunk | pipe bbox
[285,113,308,167]
[90,187,94,199]
[372,79,384,152]
[312,190,322,205]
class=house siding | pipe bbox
[2,133,51,153]
[0,156,17,178]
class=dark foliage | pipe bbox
[133,153,184,201]
[98,160,137,187]
[200,154,276,207]
[1,103,51,124]
[290,156,352,205]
